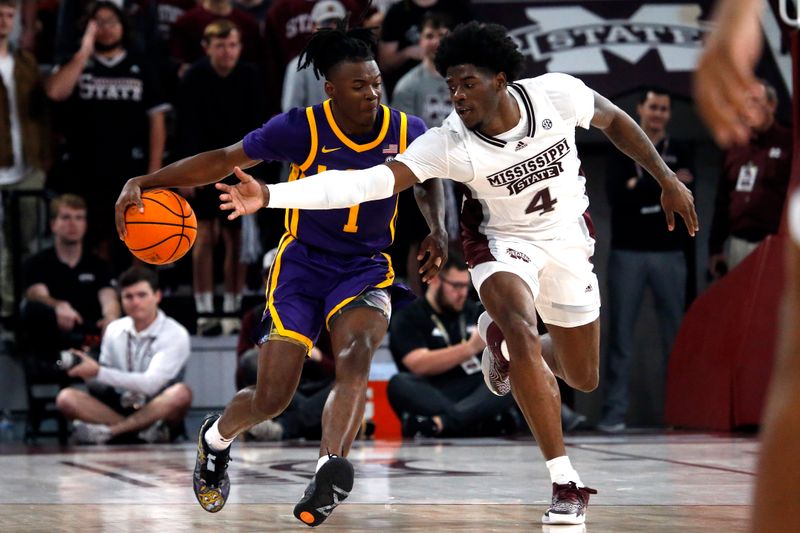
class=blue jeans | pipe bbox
[601,249,686,425]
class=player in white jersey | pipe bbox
[214,22,698,526]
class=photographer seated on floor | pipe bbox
[55,267,192,444]
[387,252,519,438]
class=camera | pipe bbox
[57,350,82,370]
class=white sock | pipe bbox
[316,454,337,473]
[195,292,214,313]
[204,419,234,452]
[545,456,583,487]
[223,292,239,313]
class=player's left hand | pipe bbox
[217,166,266,220]
[418,229,448,283]
[661,177,699,236]
[67,350,100,380]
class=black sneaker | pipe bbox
[293,456,354,527]
[193,414,231,513]
[542,482,597,525]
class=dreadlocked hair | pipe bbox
[297,21,377,80]
[434,21,524,80]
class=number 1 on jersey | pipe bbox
[343,205,360,233]
[525,187,558,215]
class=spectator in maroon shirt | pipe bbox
[708,79,792,278]
[263,0,366,73]
[260,0,367,117]
[169,0,262,75]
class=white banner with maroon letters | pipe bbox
[473,1,792,120]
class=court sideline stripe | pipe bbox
[60,461,158,487]
[569,444,756,476]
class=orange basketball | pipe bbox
[124,189,197,265]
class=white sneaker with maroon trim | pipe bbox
[542,482,597,525]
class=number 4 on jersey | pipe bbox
[525,187,557,215]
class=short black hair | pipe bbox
[119,267,159,292]
[434,21,524,80]
[420,11,454,32]
[297,21,376,80]
[638,87,671,104]
[86,1,129,45]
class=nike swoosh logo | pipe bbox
[321,146,341,153]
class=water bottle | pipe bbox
[0,410,14,443]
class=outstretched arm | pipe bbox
[591,92,699,235]
[217,159,422,218]
[115,142,259,238]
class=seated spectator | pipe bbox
[236,249,335,441]
[177,19,267,335]
[708,79,793,277]
[55,267,192,444]
[387,252,517,438]
[19,194,120,375]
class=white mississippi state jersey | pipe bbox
[396,73,595,243]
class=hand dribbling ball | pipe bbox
[124,189,197,265]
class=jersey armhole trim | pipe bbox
[299,107,318,172]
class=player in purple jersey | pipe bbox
[216,22,699,526]
[114,26,447,525]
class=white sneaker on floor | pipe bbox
[247,419,284,441]
[72,421,112,445]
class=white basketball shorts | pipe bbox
[469,219,601,328]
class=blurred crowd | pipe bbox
[0,0,793,438]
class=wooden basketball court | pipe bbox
[0,433,755,532]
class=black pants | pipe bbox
[387,372,516,437]
[276,379,332,440]
[18,300,97,384]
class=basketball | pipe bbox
[124,189,197,265]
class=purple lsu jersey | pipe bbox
[244,101,426,255]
